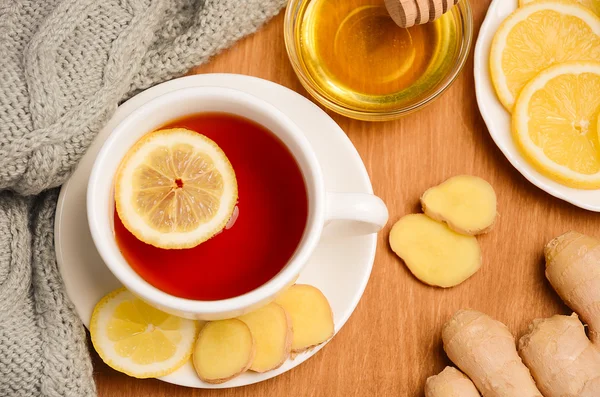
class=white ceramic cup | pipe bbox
[87,86,388,320]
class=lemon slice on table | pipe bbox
[115,128,237,249]
[490,0,600,110]
[519,0,600,16]
[513,62,600,188]
[90,288,198,378]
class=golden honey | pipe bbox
[294,0,463,112]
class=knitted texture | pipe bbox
[0,0,285,395]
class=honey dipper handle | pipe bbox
[384,0,460,28]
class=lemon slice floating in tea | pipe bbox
[513,62,600,188]
[115,128,237,249]
[90,288,198,378]
[490,0,600,110]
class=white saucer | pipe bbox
[55,74,378,388]
[474,0,600,212]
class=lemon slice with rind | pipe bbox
[513,62,600,188]
[90,288,198,378]
[115,128,237,249]
[519,0,600,17]
[491,0,600,111]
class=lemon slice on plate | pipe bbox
[115,128,237,249]
[519,0,600,16]
[513,62,600,189]
[491,0,600,110]
[90,288,198,378]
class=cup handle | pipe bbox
[325,192,389,234]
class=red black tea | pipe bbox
[114,113,308,301]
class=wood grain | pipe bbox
[94,1,600,395]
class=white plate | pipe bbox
[474,0,600,211]
[55,74,378,388]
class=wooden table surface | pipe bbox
[94,1,600,395]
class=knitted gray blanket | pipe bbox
[0,0,285,395]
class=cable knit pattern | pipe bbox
[0,0,285,395]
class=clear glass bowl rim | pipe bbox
[283,0,474,121]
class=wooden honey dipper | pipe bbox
[384,0,460,28]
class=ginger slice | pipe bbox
[442,309,542,397]
[389,214,481,288]
[192,319,255,384]
[518,314,600,397]
[421,175,497,236]
[425,366,480,397]
[238,303,292,373]
[545,231,600,343]
[275,284,334,353]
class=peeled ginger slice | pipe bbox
[421,175,497,236]
[425,366,480,397]
[389,214,481,288]
[275,284,334,353]
[238,303,292,373]
[192,319,254,384]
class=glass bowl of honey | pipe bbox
[284,0,473,121]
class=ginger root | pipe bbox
[545,231,600,343]
[421,175,497,236]
[518,314,600,397]
[275,284,334,353]
[513,231,600,396]
[389,214,481,288]
[423,232,600,396]
[238,302,292,373]
[425,366,480,397]
[442,309,542,397]
[192,319,255,384]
